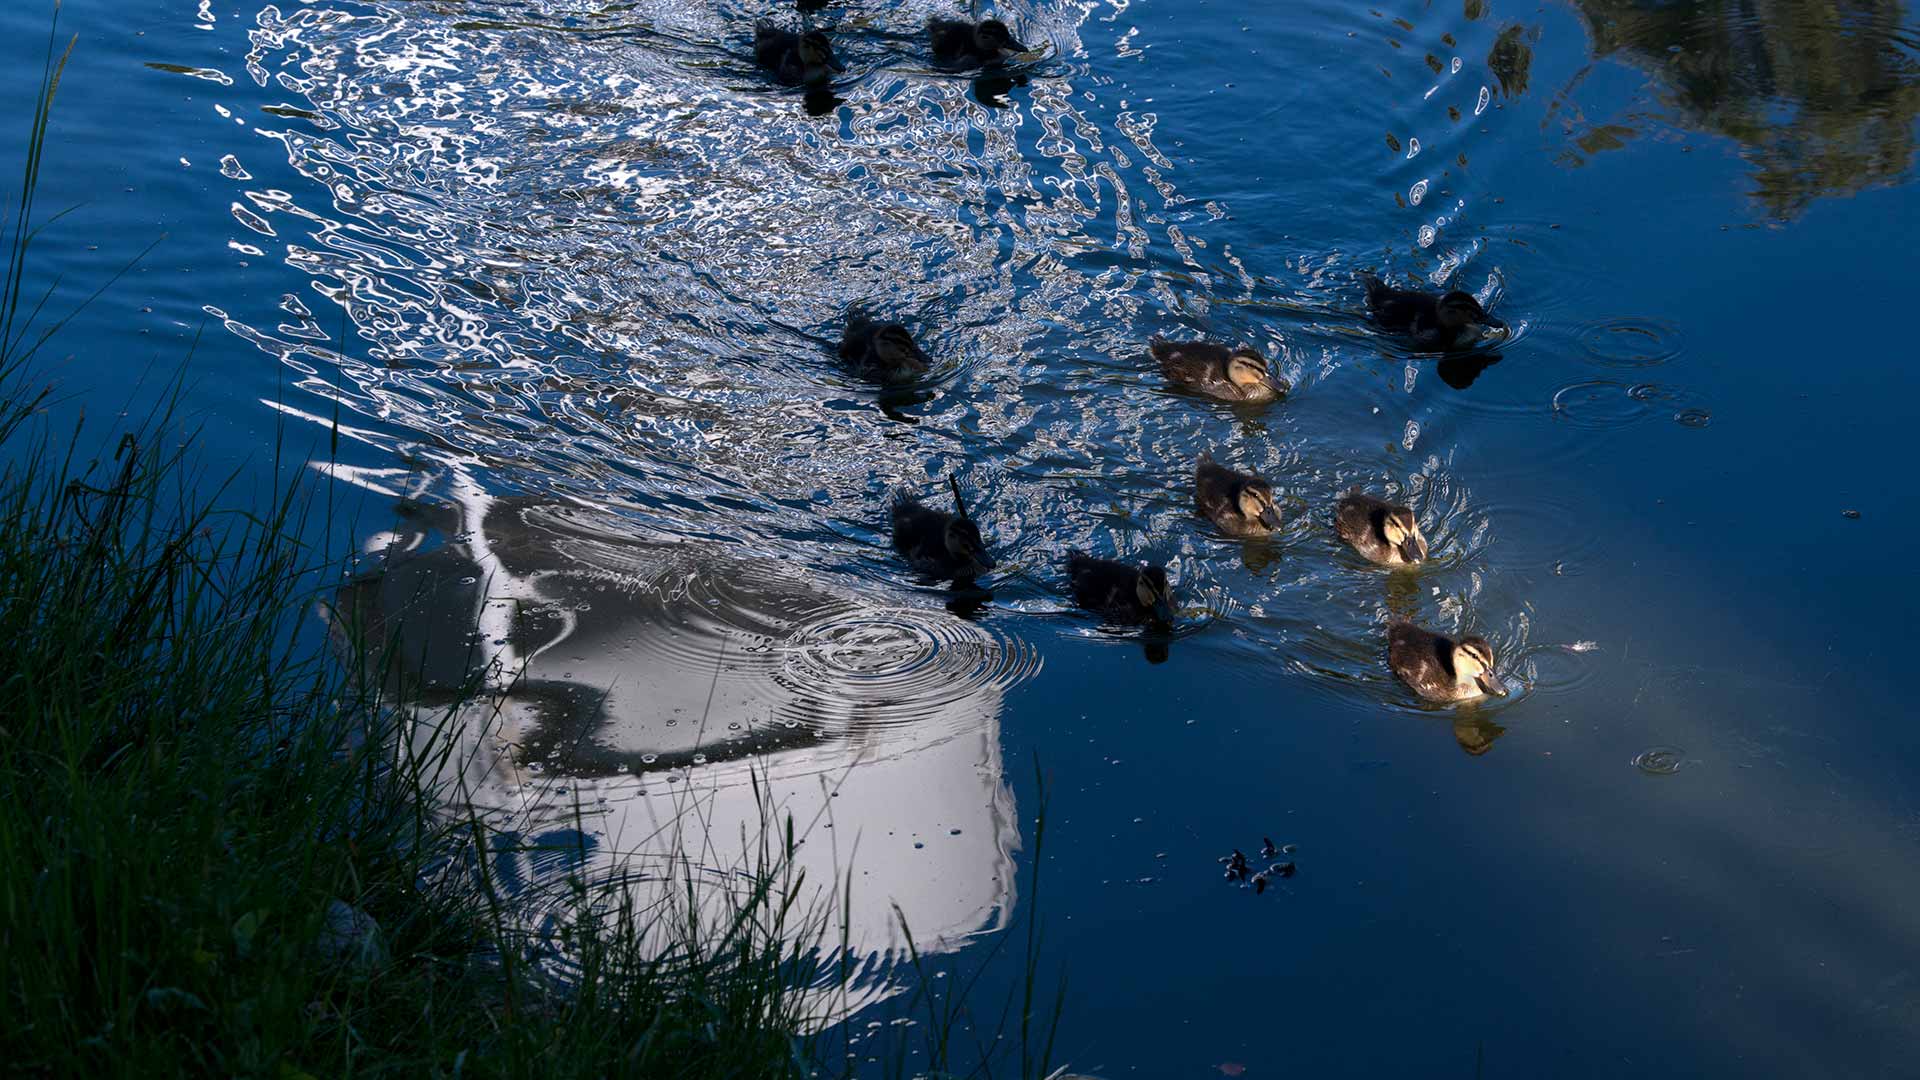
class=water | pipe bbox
[11,0,1920,1074]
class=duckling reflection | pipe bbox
[1383,569,1422,623]
[754,23,840,88]
[839,310,932,385]
[1335,489,1429,568]
[892,477,996,583]
[803,87,842,116]
[1194,451,1281,538]
[1151,338,1289,403]
[972,70,1028,109]
[1067,550,1175,627]
[1361,274,1508,352]
[1451,714,1509,756]
[1238,537,1282,574]
[1436,349,1503,390]
[332,486,1027,1013]
[928,17,1028,69]
[1388,621,1509,703]
[875,385,936,424]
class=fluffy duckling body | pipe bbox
[928,18,1027,68]
[1361,274,1506,352]
[1388,622,1507,703]
[839,311,931,383]
[1067,551,1174,625]
[754,23,839,87]
[1151,339,1288,403]
[1335,490,1429,567]
[891,482,995,581]
[1194,452,1281,538]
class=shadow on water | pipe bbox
[1563,0,1920,213]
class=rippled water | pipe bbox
[13,0,1920,1074]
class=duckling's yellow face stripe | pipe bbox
[1237,487,1269,519]
[1453,641,1494,682]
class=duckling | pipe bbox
[1335,489,1429,567]
[1388,622,1508,703]
[838,310,931,383]
[1151,339,1288,403]
[1066,550,1175,625]
[928,17,1027,68]
[754,23,839,87]
[1361,274,1507,352]
[891,478,996,581]
[1194,452,1281,538]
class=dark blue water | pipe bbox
[8,0,1920,1075]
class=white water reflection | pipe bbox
[333,469,1031,1012]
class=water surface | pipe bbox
[10,0,1920,1074]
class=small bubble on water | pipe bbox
[1674,408,1711,428]
[1633,747,1686,775]
[640,754,657,764]
[1842,509,1861,520]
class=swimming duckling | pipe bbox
[1194,452,1281,538]
[754,23,839,87]
[1361,274,1507,352]
[1388,622,1508,703]
[928,17,1027,68]
[839,310,931,383]
[1335,489,1429,567]
[1066,550,1175,626]
[1150,339,1288,403]
[891,477,996,581]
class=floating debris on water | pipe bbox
[1632,747,1687,775]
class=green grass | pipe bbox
[0,21,1065,1080]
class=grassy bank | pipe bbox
[0,27,1061,1080]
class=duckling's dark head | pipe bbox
[1134,562,1175,625]
[797,30,838,71]
[1380,505,1428,563]
[1438,291,1505,342]
[976,19,1027,57]
[943,517,995,575]
[1452,635,1506,697]
[1225,348,1284,396]
[871,325,929,375]
[1236,479,1281,530]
